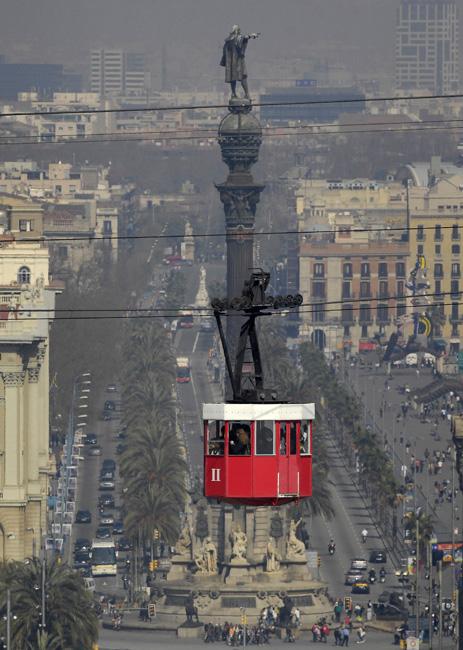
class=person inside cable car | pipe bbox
[229,424,251,455]
[208,422,225,455]
[280,425,287,454]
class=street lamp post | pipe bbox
[6,588,10,650]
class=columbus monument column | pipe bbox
[216,25,265,346]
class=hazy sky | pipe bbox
[1,0,459,87]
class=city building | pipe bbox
[395,0,459,94]
[299,215,410,353]
[0,62,81,100]
[0,196,59,560]
[90,49,150,98]
[408,172,463,350]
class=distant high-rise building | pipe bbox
[396,0,459,94]
[90,49,150,98]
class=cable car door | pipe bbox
[278,421,299,496]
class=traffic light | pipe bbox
[148,603,156,617]
[317,555,321,568]
[344,597,352,612]
[241,613,247,625]
[149,560,159,571]
[153,529,160,540]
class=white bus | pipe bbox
[91,540,117,577]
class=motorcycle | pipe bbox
[328,544,336,556]
[368,571,376,584]
[112,614,122,631]
[379,570,386,583]
[361,533,368,544]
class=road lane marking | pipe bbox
[192,332,200,354]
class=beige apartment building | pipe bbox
[0,197,58,560]
[409,173,463,351]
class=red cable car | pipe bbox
[203,402,314,506]
[203,271,313,507]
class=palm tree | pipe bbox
[0,558,98,649]
[404,511,434,559]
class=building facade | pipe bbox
[0,198,57,560]
[299,221,410,353]
[409,174,463,350]
[90,49,150,98]
[396,0,459,94]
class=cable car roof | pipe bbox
[203,403,315,421]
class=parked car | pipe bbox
[345,570,364,586]
[104,400,116,411]
[102,459,116,470]
[98,494,115,509]
[74,549,91,564]
[369,549,387,563]
[351,558,368,570]
[116,443,127,455]
[95,526,112,540]
[99,512,115,526]
[87,445,102,456]
[75,510,92,524]
[116,537,132,552]
[106,384,118,393]
[100,470,115,481]
[99,479,115,491]
[74,538,91,552]
[112,521,124,535]
[84,433,97,445]
[352,580,370,595]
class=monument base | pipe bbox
[223,561,253,584]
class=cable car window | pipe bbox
[207,420,225,456]
[300,422,311,455]
[279,422,287,454]
[289,422,297,455]
[229,422,251,456]
[255,421,275,455]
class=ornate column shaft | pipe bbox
[216,99,265,349]
[2,371,25,497]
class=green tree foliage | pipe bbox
[120,319,187,548]
[164,270,187,310]
[0,558,98,650]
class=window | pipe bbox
[451,280,460,298]
[312,282,325,299]
[300,422,311,455]
[359,304,371,323]
[377,304,389,322]
[361,325,368,338]
[313,303,325,323]
[452,263,460,278]
[379,281,388,298]
[396,262,405,278]
[360,262,370,278]
[397,303,407,318]
[279,422,297,455]
[255,421,275,455]
[378,262,388,278]
[206,420,225,456]
[19,219,32,232]
[451,303,459,321]
[434,263,443,278]
[417,245,424,255]
[417,225,424,241]
[435,245,441,255]
[58,246,68,259]
[397,281,405,297]
[343,263,353,278]
[434,225,442,241]
[360,282,371,298]
[452,225,460,240]
[17,266,31,284]
[342,305,354,324]
[313,263,325,278]
[342,282,351,299]
[435,280,442,296]
[452,245,460,255]
[103,220,112,236]
[229,422,251,456]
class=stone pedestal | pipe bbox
[223,561,254,584]
[167,557,191,582]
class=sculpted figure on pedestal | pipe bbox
[194,536,218,575]
[175,522,192,557]
[286,519,306,559]
[230,525,248,562]
[265,537,281,572]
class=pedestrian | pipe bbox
[342,626,350,646]
[366,601,373,622]
[334,601,342,623]
[356,627,366,644]
[334,628,342,646]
